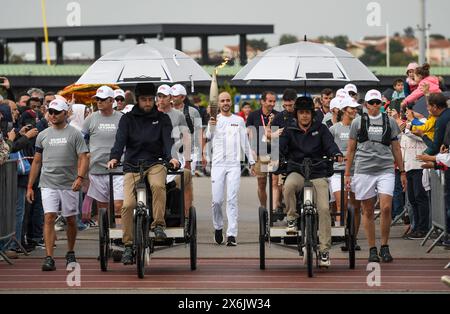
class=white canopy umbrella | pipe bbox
[77,43,211,85]
[233,41,379,82]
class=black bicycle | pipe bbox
[258,157,356,277]
[98,159,197,278]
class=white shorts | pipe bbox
[353,172,395,201]
[87,174,124,203]
[41,188,79,217]
[330,173,355,194]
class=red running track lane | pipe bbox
[0,258,449,292]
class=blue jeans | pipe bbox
[406,170,430,232]
[26,188,44,243]
[9,187,26,250]
[392,170,404,219]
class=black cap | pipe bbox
[282,88,297,101]
[294,96,314,112]
[134,83,156,98]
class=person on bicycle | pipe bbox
[280,96,343,267]
[345,89,406,263]
[108,83,180,265]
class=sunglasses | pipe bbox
[48,108,63,115]
[367,100,382,106]
[115,97,125,102]
[348,91,357,96]
[95,97,109,102]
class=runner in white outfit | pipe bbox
[206,92,255,246]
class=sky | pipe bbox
[1,0,449,58]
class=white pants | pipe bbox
[211,165,241,237]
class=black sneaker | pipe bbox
[153,225,167,240]
[42,256,56,271]
[368,247,380,263]
[407,231,426,240]
[226,236,237,246]
[121,245,134,265]
[214,229,223,245]
[379,245,394,263]
[65,251,77,266]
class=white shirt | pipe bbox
[206,114,255,166]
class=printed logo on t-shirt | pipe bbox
[339,132,350,140]
[368,125,383,136]
[312,131,319,136]
[98,123,117,132]
[49,138,68,146]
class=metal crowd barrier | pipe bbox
[421,169,448,253]
[0,160,18,264]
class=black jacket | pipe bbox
[280,119,342,179]
[110,105,174,173]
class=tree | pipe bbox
[248,38,268,51]
[333,35,349,50]
[279,34,298,45]
[390,39,404,54]
[430,34,446,40]
[359,45,386,66]
[404,26,415,38]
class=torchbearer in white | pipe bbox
[206,92,256,246]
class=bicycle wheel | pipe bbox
[135,213,147,279]
[258,207,267,270]
[189,206,197,271]
[305,214,314,278]
[346,206,356,269]
[98,207,109,272]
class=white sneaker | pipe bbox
[286,219,297,234]
[319,251,331,268]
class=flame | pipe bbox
[215,57,229,75]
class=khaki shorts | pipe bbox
[254,156,271,178]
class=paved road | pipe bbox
[1,177,449,293]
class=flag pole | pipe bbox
[41,0,51,65]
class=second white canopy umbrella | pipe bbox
[232,41,379,82]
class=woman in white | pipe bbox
[329,97,361,250]
[206,92,255,246]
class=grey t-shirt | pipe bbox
[174,106,202,155]
[164,109,189,161]
[349,114,401,175]
[329,122,353,173]
[82,111,123,175]
[36,125,89,189]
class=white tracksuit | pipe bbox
[206,114,255,237]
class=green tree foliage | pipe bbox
[247,38,269,51]
[279,34,298,45]
[359,45,386,66]
[404,26,415,38]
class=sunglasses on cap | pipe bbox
[367,99,382,105]
[115,97,125,102]
[48,108,63,115]
[348,91,357,97]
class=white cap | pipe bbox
[121,104,134,113]
[113,89,125,99]
[340,96,360,109]
[93,85,114,99]
[170,84,187,96]
[344,83,358,95]
[157,84,171,96]
[365,89,382,102]
[330,97,342,111]
[48,98,69,112]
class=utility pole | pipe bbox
[418,0,427,64]
[386,23,390,67]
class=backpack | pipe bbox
[357,112,392,146]
[183,104,195,134]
